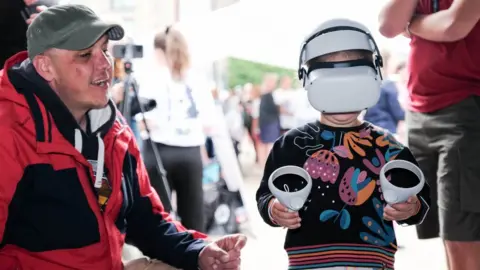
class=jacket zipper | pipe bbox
[86,125,128,270]
[84,165,103,211]
[85,125,128,214]
[104,125,128,216]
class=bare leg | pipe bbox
[265,142,274,157]
[259,142,274,167]
[445,241,480,270]
[256,141,266,166]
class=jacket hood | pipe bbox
[1,52,116,143]
[1,52,121,189]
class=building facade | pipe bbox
[67,0,239,36]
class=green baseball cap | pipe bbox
[27,4,124,59]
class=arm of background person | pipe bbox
[378,0,419,38]
[196,91,217,136]
[133,70,167,132]
[272,90,291,115]
[409,0,480,42]
[251,99,260,134]
[189,77,217,136]
[124,139,208,269]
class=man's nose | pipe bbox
[95,51,112,70]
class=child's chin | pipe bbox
[329,113,360,122]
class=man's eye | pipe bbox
[80,52,91,58]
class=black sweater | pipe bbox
[256,121,430,270]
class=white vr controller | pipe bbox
[268,166,312,212]
[379,160,425,205]
[268,161,423,210]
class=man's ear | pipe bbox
[32,54,55,82]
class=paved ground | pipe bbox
[236,144,448,270]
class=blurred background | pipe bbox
[1,0,446,269]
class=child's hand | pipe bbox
[383,196,420,221]
[269,198,301,229]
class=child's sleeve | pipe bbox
[255,137,290,227]
[391,147,431,226]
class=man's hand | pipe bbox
[383,195,420,221]
[198,234,247,270]
[26,5,47,25]
[269,198,301,229]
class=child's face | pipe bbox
[322,112,361,126]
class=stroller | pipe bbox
[203,138,246,235]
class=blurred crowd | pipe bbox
[209,47,409,169]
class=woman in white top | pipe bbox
[139,27,213,232]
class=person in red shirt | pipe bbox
[379,1,480,269]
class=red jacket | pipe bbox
[0,52,207,270]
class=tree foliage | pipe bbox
[226,57,296,89]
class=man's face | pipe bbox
[46,35,113,112]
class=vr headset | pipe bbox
[298,19,384,114]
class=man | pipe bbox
[0,4,246,270]
[379,1,480,269]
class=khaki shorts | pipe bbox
[407,96,480,241]
[124,258,179,270]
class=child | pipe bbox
[255,19,430,270]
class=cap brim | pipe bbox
[56,20,125,51]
